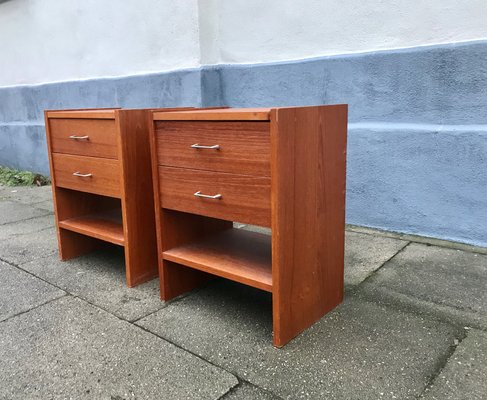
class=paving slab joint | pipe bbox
[0,292,68,324]
[216,380,243,400]
[359,241,412,285]
[0,255,68,293]
[353,284,487,334]
[0,212,53,227]
[131,281,215,324]
[417,327,469,399]
[0,255,156,325]
[133,319,241,384]
[4,224,55,242]
[347,225,487,255]
[216,378,284,400]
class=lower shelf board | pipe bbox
[163,228,272,292]
[58,209,125,246]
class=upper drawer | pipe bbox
[48,118,118,159]
[155,121,270,176]
[52,153,120,198]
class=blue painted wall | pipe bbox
[0,69,203,174]
[1,41,486,247]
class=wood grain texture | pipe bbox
[54,187,121,222]
[47,108,197,286]
[163,229,272,292]
[153,108,271,121]
[47,110,117,119]
[46,108,121,260]
[44,110,64,258]
[58,209,124,246]
[46,107,197,119]
[148,110,166,294]
[52,153,120,198]
[159,211,232,300]
[147,105,348,344]
[49,118,118,159]
[57,229,105,260]
[52,188,120,259]
[147,106,224,257]
[149,111,232,299]
[116,109,159,287]
[155,121,271,176]
[147,108,233,296]
[159,166,271,227]
[270,105,348,347]
[162,260,214,300]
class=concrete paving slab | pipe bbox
[422,329,487,400]
[137,280,461,400]
[360,243,487,329]
[0,200,50,225]
[0,226,58,264]
[0,296,238,400]
[0,185,53,205]
[34,198,54,213]
[0,260,65,321]
[223,382,281,399]
[345,231,408,285]
[234,226,408,286]
[348,225,487,256]
[0,214,55,240]
[21,248,166,321]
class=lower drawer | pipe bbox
[52,153,120,198]
[159,166,271,227]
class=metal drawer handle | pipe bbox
[191,144,220,150]
[72,172,93,178]
[69,135,90,140]
[194,191,222,200]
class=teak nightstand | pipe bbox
[45,108,190,287]
[149,105,348,346]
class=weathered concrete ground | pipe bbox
[0,185,486,399]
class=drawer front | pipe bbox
[155,121,270,176]
[49,118,118,159]
[159,166,271,227]
[52,153,120,198]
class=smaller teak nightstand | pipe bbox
[149,105,348,346]
[45,107,190,287]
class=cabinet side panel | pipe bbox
[271,105,348,347]
[44,112,63,258]
[117,110,159,287]
[149,113,167,297]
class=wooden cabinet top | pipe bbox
[46,107,198,120]
[46,109,119,119]
[153,108,271,121]
[153,105,347,122]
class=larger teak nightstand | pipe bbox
[45,108,189,287]
[149,105,348,346]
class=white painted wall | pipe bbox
[212,0,487,64]
[1,0,487,86]
[0,0,200,87]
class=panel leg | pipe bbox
[57,228,102,260]
[160,260,213,300]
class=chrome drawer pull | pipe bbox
[191,144,220,150]
[69,135,90,140]
[72,172,93,178]
[194,191,222,199]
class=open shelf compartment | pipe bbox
[58,208,124,246]
[163,228,272,292]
